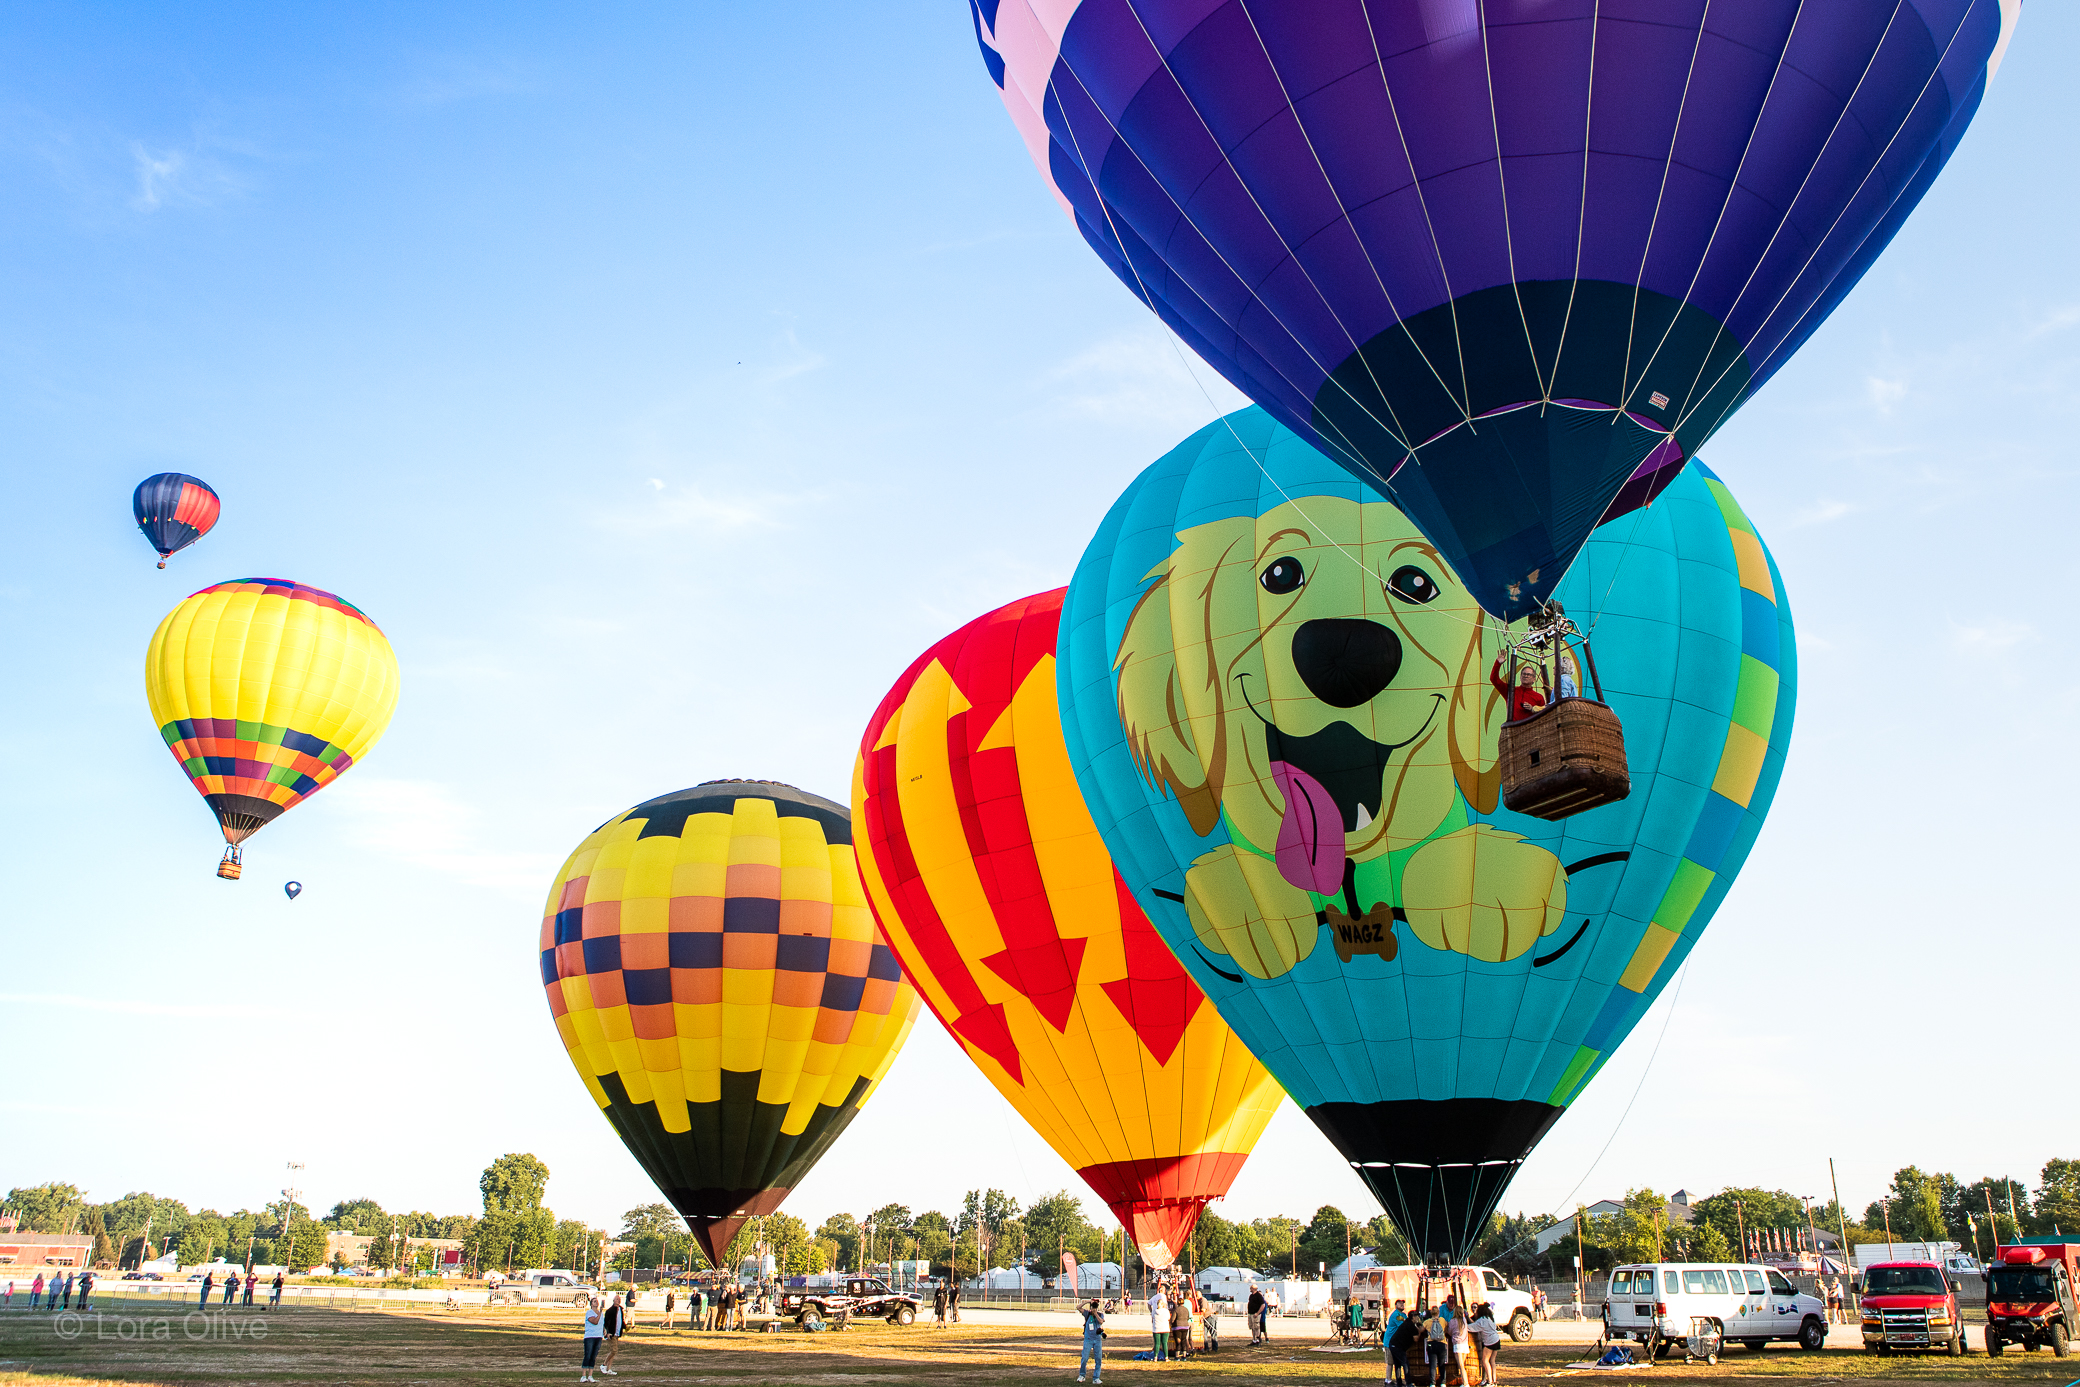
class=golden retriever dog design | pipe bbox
[1115,495,1567,979]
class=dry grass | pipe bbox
[2,1302,2076,1386]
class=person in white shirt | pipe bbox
[579,1295,605,1383]
[1148,1285,1171,1362]
[1469,1302,1503,1385]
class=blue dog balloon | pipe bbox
[1057,409,1795,1259]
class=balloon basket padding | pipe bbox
[1499,697,1630,820]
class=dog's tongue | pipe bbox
[1271,760,1345,896]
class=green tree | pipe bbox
[1299,1205,1350,1276]
[1472,1212,1552,1276]
[1603,1190,1669,1265]
[1953,1177,2029,1250]
[1864,1167,1958,1242]
[912,1210,954,1275]
[481,1154,551,1216]
[288,1218,329,1271]
[1689,1188,1803,1257]
[1692,1223,1734,1262]
[325,1197,388,1232]
[619,1203,681,1267]
[1251,1216,1305,1275]
[178,1210,229,1263]
[1022,1191,1097,1275]
[2034,1159,2079,1236]
[4,1182,85,1233]
[816,1213,862,1270]
[478,1153,554,1273]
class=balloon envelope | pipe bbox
[854,589,1282,1269]
[145,578,399,853]
[973,0,2013,618]
[540,781,922,1267]
[1057,410,1795,1258]
[132,473,221,567]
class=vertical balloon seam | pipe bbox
[1035,27,1417,479]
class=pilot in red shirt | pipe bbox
[1491,656,1548,721]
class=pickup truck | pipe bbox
[486,1271,601,1307]
[1859,1260,1965,1355]
[778,1277,921,1328]
[1985,1240,2078,1357]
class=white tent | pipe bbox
[1053,1261,1125,1291]
[982,1266,1045,1290]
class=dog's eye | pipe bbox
[1259,557,1305,595]
[1388,566,1440,603]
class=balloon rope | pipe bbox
[1484,960,1692,1267]
[1543,0,1602,396]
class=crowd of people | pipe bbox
[1381,1293,1508,1387]
[6,1271,94,1310]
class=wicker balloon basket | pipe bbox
[1499,696,1631,820]
[216,845,244,880]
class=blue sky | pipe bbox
[3,4,2074,1239]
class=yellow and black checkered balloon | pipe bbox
[540,781,920,1264]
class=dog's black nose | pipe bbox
[1290,619,1402,708]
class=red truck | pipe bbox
[1858,1259,1967,1355]
[1985,1240,2078,1358]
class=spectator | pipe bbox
[600,1292,625,1376]
[223,1273,238,1306]
[948,1277,961,1324]
[75,1271,94,1311]
[1445,1299,1470,1385]
[1470,1301,1502,1386]
[1077,1295,1105,1383]
[1386,1299,1419,1386]
[1247,1284,1267,1345]
[243,1272,257,1306]
[1171,1281,1192,1358]
[934,1280,947,1327]
[661,1288,675,1330]
[199,1272,214,1309]
[1422,1302,1449,1386]
[270,1272,284,1309]
[59,1271,75,1310]
[1148,1283,1170,1362]
[1534,1286,1547,1322]
[578,1294,605,1383]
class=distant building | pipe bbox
[0,1233,95,1268]
[322,1232,466,1269]
[1535,1191,1696,1256]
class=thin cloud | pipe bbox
[129,139,245,211]
[1046,327,1247,428]
[1788,499,1856,527]
[595,482,817,535]
[1865,376,1907,412]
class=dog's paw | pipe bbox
[1399,825,1567,963]
[1182,845,1320,979]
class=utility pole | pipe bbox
[1828,1160,1850,1273]
[1882,1200,1895,1257]
[1734,1200,1746,1263]
[282,1161,305,1271]
[1986,1188,2001,1256]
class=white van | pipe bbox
[1602,1263,1828,1354]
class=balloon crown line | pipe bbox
[696,778,802,789]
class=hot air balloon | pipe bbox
[132,473,221,569]
[972,1,2014,619]
[854,590,1282,1271]
[145,578,399,878]
[284,881,303,900]
[540,781,922,1268]
[1057,410,1794,1259]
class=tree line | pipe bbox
[8,1154,2069,1279]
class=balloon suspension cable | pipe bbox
[217,844,243,881]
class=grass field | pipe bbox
[3,1303,2078,1386]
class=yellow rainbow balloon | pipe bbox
[145,578,399,878]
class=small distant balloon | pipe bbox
[284,881,302,900]
[132,473,221,569]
